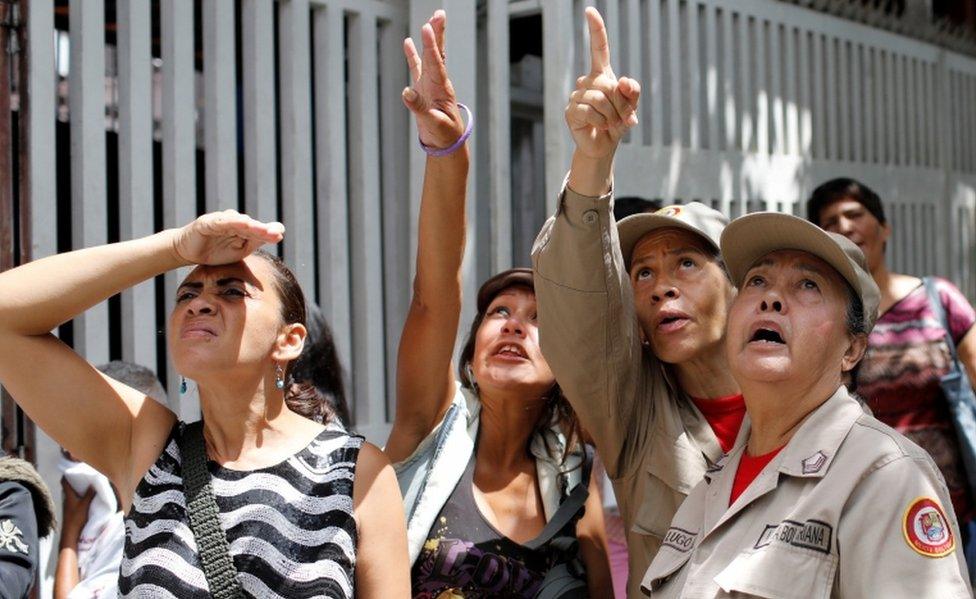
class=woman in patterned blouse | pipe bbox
[0,213,410,597]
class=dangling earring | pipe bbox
[465,363,478,390]
[180,377,188,394]
[275,364,285,390]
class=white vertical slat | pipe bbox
[874,48,886,164]
[784,26,798,156]
[917,61,930,167]
[279,0,315,291]
[488,0,512,268]
[117,0,156,369]
[543,0,575,208]
[161,0,197,415]
[927,63,938,168]
[902,56,915,167]
[721,8,736,152]
[603,0,621,74]
[242,0,278,223]
[649,0,664,147]
[203,0,237,212]
[755,18,768,156]
[824,36,837,160]
[770,23,785,156]
[835,39,849,161]
[946,70,964,171]
[347,11,387,426]
[27,0,57,263]
[959,73,976,173]
[849,43,863,163]
[668,0,682,146]
[895,54,910,165]
[886,51,897,164]
[69,0,109,365]
[379,18,410,417]
[863,46,874,163]
[687,1,701,150]
[738,13,752,152]
[811,32,824,159]
[627,0,645,146]
[909,59,921,166]
[704,4,718,151]
[798,29,812,157]
[313,7,352,377]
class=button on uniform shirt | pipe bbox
[642,387,971,598]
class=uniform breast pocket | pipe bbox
[631,472,685,539]
[713,545,837,599]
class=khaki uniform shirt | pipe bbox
[642,387,972,598]
[532,185,738,598]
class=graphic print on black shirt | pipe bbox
[410,452,562,599]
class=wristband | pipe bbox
[419,103,473,157]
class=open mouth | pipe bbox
[749,327,785,344]
[656,311,691,332]
[495,344,528,359]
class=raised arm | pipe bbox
[385,10,470,464]
[531,8,646,477]
[0,211,283,504]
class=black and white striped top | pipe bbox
[119,423,362,598]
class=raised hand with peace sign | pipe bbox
[402,10,467,152]
[566,8,641,194]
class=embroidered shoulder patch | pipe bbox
[0,519,29,555]
[903,497,955,557]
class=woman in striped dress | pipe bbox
[0,213,410,597]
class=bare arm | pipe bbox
[577,473,613,598]
[53,479,93,599]
[0,211,283,503]
[353,442,411,598]
[386,11,470,464]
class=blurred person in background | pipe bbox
[0,449,56,599]
[808,178,976,568]
[54,360,166,599]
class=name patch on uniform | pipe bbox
[754,519,833,554]
[662,527,697,553]
[903,497,955,557]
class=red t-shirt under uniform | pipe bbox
[691,394,747,454]
[729,446,785,505]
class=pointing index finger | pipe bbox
[586,7,611,74]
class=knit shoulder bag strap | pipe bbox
[178,420,245,599]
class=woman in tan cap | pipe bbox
[642,212,970,597]
[531,8,742,595]
[384,10,610,598]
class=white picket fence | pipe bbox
[13,0,976,592]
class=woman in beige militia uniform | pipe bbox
[642,212,971,598]
[532,8,745,597]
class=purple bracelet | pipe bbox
[419,103,473,157]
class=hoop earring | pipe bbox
[275,364,285,390]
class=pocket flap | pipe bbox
[713,546,837,599]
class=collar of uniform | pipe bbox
[776,386,862,479]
